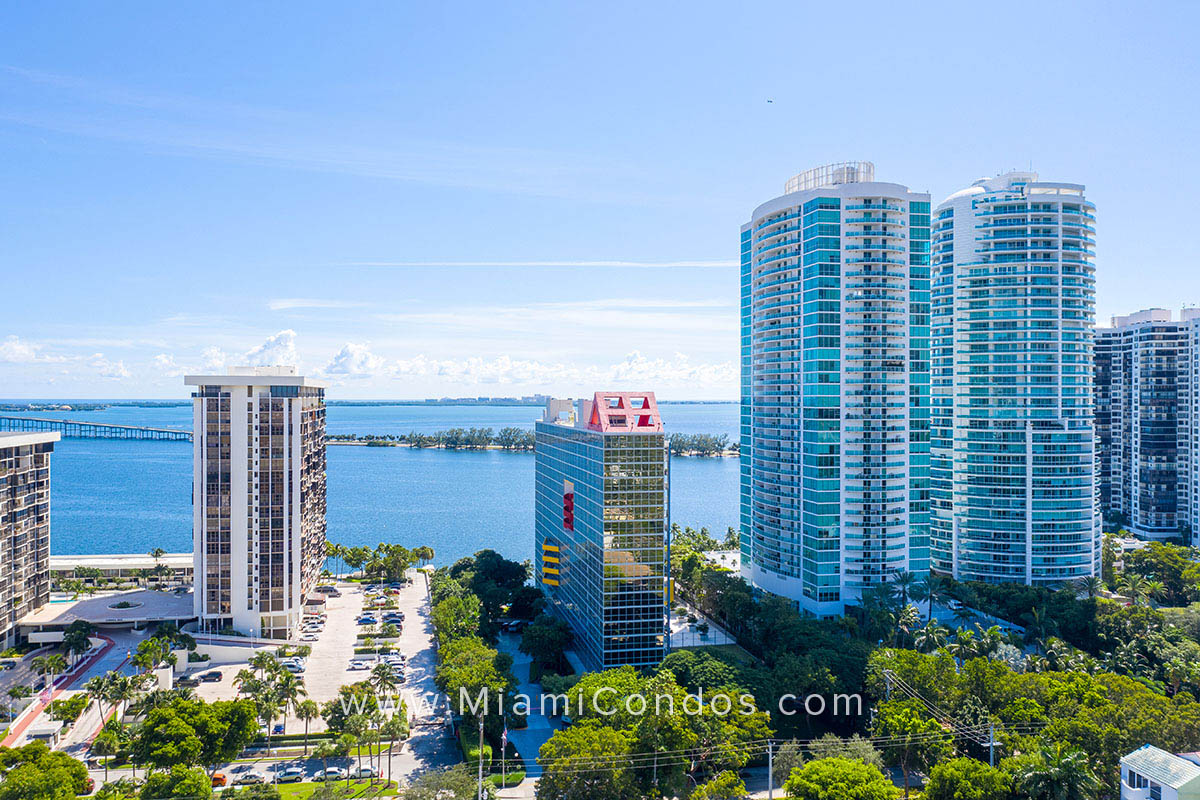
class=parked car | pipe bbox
[176,675,200,688]
[0,659,16,671]
[211,773,227,787]
[272,723,285,735]
[314,767,346,782]
[199,671,223,683]
[349,765,377,779]
[276,768,305,783]
[300,633,319,642]
[358,617,378,626]
[315,585,336,594]
[234,772,266,785]
[348,659,369,670]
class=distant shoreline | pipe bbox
[326,439,739,457]
[0,399,737,409]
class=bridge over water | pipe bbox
[0,416,192,441]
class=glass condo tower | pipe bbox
[740,162,931,616]
[930,172,1099,583]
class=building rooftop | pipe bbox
[784,161,875,193]
[19,589,195,628]
[49,553,193,571]
[184,365,325,389]
[1123,745,1200,790]
[0,431,61,448]
[540,392,663,434]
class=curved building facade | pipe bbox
[740,162,930,616]
[930,172,1099,584]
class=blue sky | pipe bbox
[2,1,1198,399]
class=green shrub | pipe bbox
[485,771,525,787]
[49,694,89,723]
[459,728,492,766]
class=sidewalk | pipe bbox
[0,635,115,747]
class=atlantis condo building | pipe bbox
[534,393,669,670]
[1095,309,1193,539]
[186,367,327,639]
[740,162,931,616]
[1096,308,1200,543]
[930,172,1099,584]
[0,432,59,649]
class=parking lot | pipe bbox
[189,573,442,737]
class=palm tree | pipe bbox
[249,650,280,678]
[369,663,398,699]
[1146,579,1168,607]
[974,624,1004,658]
[913,620,949,654]
[892,570,918,607]
[296,699,320,754]
[83,674,115,722]
[1118,572,1151,606]
[313,740,341,782]
[1022,606,1058,650]
[32,653,67,692]
[90,730,119,782]
[1011,742,1102,800]
[946,628,977,663]
[1075,575,1104,599]
[344,714,370,783]
[380,714,406,788]
[894,604,920,647]
[274,671,308,733]
[62,623,96,665]
[148,547,166,565]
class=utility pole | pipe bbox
[767,739,774,800]
[477,717,485,800]
[989,722,996,768]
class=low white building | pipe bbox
[1121,744,1200,800]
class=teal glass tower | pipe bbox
[930,172,1099,583]
[740,162,930,616]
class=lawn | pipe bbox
[677,642,759,666]
[272,780,398,800]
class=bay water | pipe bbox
[11,403,738,566]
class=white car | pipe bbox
[276,767,305,783]
[314,767,346,781]
[348,659,369,670]
[300,633,319,642]
[234,772,266,785]
[348,765,377,779]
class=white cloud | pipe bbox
[387,351,735,391]
[152,353,188,377]
[0,335,65,363]
[322,343,385,378]
[347,259,736,269]
[244,330,298,367]
[268,298,365,312]
[89,353,131,379]
[200,346,228,370]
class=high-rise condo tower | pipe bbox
[930,172,1099,583]
[741,162,931,616]
[0,432,58,649]
[186,367,327,638]
[534,393,669,669]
